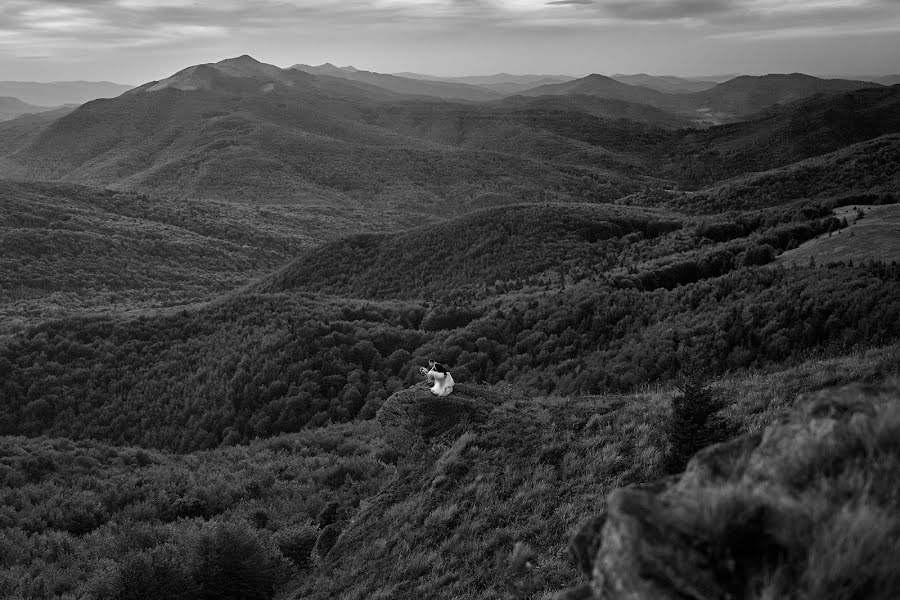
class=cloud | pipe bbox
[546,0,594,6]
[0,0,898,63]
[601,0,739,22]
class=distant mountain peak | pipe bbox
[219,54,260,64]
[307,63,360,74]
[584,73,617,81]
[143,55,293,93]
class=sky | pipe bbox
[0,0,898,84]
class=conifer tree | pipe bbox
[665,375,730,474]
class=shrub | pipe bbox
[275,524,319,568]
[115,544,199,600]
[194,522,281,600]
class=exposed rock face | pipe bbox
[564,384,900,600]
[376,384,493,457]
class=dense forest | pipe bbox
[2,257,898,452]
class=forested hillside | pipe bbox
[654,134,900,213]
[0,180,433,332]
[523,72,880,122]
[3,251,897,452]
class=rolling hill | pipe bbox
[0,179,434,333]
[491,94,692,128]
[3,192,897,451]
[0,80,132,106]
[255,202,684,300]
[657,85,900,189]
[523,73,669,106]
[686,73,882,117]
[524,72,882,123]
[610,73,718,94]
[391,71,576,95]
[663,134,900,212]
[0,96,60,121]
[291,63,500,102]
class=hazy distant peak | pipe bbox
[298,63,360,74]
[290,62,500,101]
[213,55,286,79]
[0,96,38,109]
[219,54,259,64]
[143,56,296,93]
[0,80,133,105]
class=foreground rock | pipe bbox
[563,384,900,600]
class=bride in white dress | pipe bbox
[419,360,455,396]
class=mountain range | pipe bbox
[609,73,719,94]
[0,96,62,122]
[291,63,500,101]
[524,72,882,123]
[0,80,132,107]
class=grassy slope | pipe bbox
[778,204,900,266]
[2,344,893,599]
[285,344,900,600]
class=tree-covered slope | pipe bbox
[0,179,435,332]
[257,203,683,300]
[2,257,898,453]
[656,134,900,213]
[659,85,900,188]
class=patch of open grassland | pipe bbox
[778,204,900,266]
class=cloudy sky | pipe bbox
[1,0,898,83]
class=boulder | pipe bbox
[562,384,900,600]
[376,384,492,457]
[313,520,347,560]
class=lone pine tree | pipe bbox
[666,375,730,474]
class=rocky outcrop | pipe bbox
[376,384,495,457]
[563,384,900,600]
[318,384,507,565]
[313,520,347,560]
